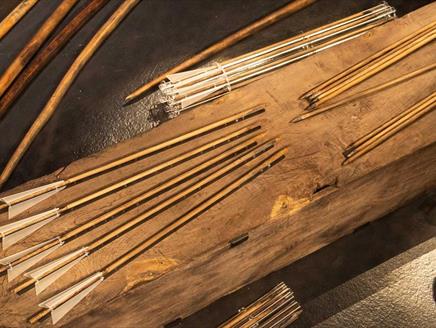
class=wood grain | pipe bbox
[0,3,435,327]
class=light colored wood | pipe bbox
[0,0,140,189]
[0,0,39,41]
[0,0,79,97]
[0,3,435,327]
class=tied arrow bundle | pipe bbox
[156,3,396,116]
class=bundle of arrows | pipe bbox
[156,3,396,115]
[0,106,286,324]
[299,20,435,111]
[218,282,302,328]
[291,63,436,122]
[24,132,286,324]
[342,91,435,164]
[125,0,318,102]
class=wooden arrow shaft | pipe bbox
[314,28,435,106]
[345,91,436,153]
[65,106,264,184]
[344,93,435,163]
[292,63,436,122]
[302,20,436,99]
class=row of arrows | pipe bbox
[0,106,289,324]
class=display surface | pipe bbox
[0,1,434,327]
[0,2,434,326]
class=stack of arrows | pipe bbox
[342,91,435,164]
[0,106,289,325]
[156,3,396,115]
[218,282,302,328]
[300,20,435,111]
[291,63,436,122]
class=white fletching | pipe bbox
[39,272,104,324]
[0,238,59,265]
[26,248,88,295]
[1,181,65,219]
[1,238,63,282]
[0,208,60,250]
[7,243,63,282]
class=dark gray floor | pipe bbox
[0,1,434,327]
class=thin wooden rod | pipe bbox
[0,0,79,98]
[300,21,436,99]
[0,0,140,190]
[125,0,317,102]
[0,0,39,41]
[291,63,436,122]
[312,29,435,107]
[0,0,110,120]
[344,92,436,155]
[343,93,435,164]
[219,284,290,328]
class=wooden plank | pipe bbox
[0,3,435,327]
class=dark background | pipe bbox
[0,1,434,327]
